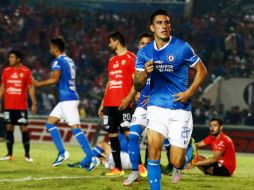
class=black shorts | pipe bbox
[102,107,132,133]
[3,110,28,125]
[203,162,231,176]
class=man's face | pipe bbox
[209,121,222,136]
[108,38,118,52]
[138,37,153,49]
[150,15,171,41]
[8,54,20,66]
[49,43,57,57]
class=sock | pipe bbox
[180,144,193,169]
[46,123,65,154]
[72,128,93,166]
[109,136,122,170]
[6,131,14,156]
[128,125,143,171]
[22,132,30,158]
[147,160,161,190]
[92,145,106,158]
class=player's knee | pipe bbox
[148,145,161,160]
[170,156,185,168]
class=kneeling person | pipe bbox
[196,117,236,176]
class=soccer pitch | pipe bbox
[0,143,253,190]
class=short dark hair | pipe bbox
[210,117,223,126]
[109,31,125,46]
[50,37,65,52]
[150,9,170,24]
[138,33,152,42]
[8,50,23,62]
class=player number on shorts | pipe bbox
[123,113,131,121]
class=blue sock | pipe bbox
[72,128,93,166]
[92,145,104,157]
[128,125,143,171]
[147,160,161,190]
[181,144,193,169]
[46,123,65,154]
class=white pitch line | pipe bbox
[0,175,122,182]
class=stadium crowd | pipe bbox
[0,2,254,125]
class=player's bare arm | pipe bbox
[195,140,207,149]
[134,60,153,91]
[33,70,61,87]
[0,84,5,111]
[27,84,37,114]
[175,60,207,103]
[196,150,223,166]
[98,82,109,118]
[119,85,136,111]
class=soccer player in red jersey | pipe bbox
[98,32,136,176]
[196,117,236,176]
[0,50,37,162]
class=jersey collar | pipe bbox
[57,53,66,58]
[153,36,172,51]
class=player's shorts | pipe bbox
[130,106,147,126]
[4,110,28,125]
[103,107,132,133]
[202,162,231,176]
[49,100,80,126]
[104,151,132,170]
[146,106,193,149]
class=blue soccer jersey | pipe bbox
[136,36,200,111]
[51,55,79,102]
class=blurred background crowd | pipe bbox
[1,0,254,125]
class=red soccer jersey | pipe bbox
[103,51,135,107]
[203,132,236,175]
[1,65,32,110]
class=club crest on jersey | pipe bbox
[168,55,174,62]
[20,73,24,78]
[121,60,126,65]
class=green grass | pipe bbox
[0,143,253,190]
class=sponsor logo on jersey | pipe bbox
[11,72,18,79]
[6,87,22,94]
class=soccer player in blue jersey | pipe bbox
[33,37,95,169]
[123,33,152,186]
[134,10,207,189]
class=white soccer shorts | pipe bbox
[49,100,80,126]
[130,107,147,127]
[146,106,193,149]
[104,151,132,170]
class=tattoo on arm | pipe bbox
[134,71,147,92]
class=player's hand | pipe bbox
[134,92,140,102]
[119,97,131,111]
[144,60,154,74]
[174,91,192,103]
[141,95,149,107]
[31,104,37,114]
[98,105,104,118]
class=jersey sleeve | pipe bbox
[203,136,212,145]
[182,42,200,67]
[51,59,61,71]
[26,69,33,85]
[136,48,149,71]
[1,70,6,85]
